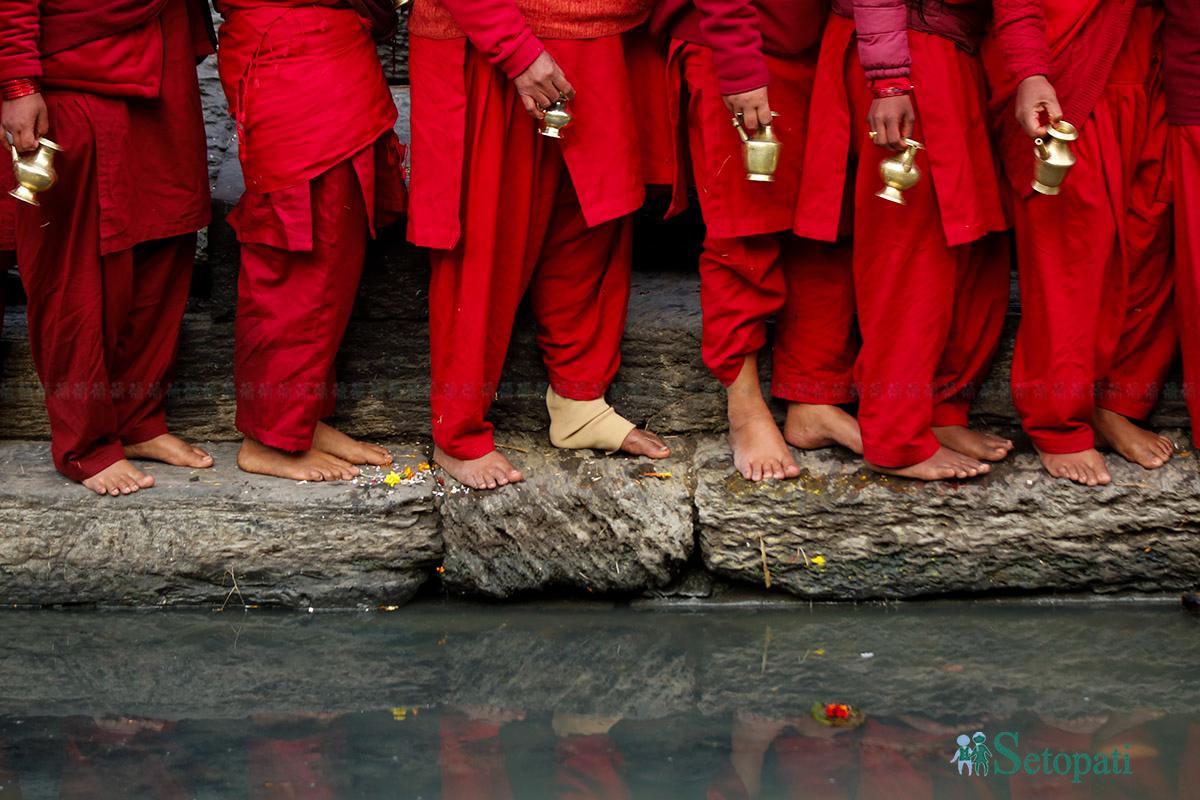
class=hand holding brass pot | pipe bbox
[1031,119,1078,196]
[540,99,572,139]
[733,112,781,182]
[9,137,63,206]
[876,138,924,205]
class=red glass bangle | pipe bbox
[1,78,40,101]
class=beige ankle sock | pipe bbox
[546,387,636,453]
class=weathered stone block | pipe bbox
[694,435,1200,599]
[437,434,695,598]
[0,442,440,607]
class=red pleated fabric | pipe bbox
[12,0,207,481]
[672,38,857,398]
[415,36,637,460]
[231,135,406,451]
[216,2,398,194]
[795,13,1007,247]
[407,32,646,250]
[809,28,1010,468]
[1010,8,1176,454]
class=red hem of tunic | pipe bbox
[100,210,212,257]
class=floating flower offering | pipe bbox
[812,702,866,727]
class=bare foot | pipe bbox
[1038,448,1112,486]
[82,459,156,496]
[1093,408,1173,470]
[313,421,393,466]
[124,433,213,469]
[619,429,671,459]
[727,356,800,481]
[867,446,989,481]
[434,445,523,490]
[237,438,359,481]
[784,403,863,454]
[932,426,1013,462]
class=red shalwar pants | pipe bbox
[844,52,1011,468]
[1171,124,1200,444]
[678,42,857,402]
[699,235,857,402]
[14,94,194,483]
[1010,13,1175,454]
[428,55,633,461]
[231,137,404,452]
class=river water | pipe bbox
[0,601,1197,798]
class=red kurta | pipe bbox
[666,22,856,400]
[410,29,645,460]
[216,1,407,451]
[796,12,1009,468]
[997,5,1176,454]
[2,0,211,482]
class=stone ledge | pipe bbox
[1,436,1198,607]
[695,435,1200,598]
[436,433,695,598]
[0,441,439,607]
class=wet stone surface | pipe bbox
[436,434,695,598]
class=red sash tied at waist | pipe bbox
[217,3,398,194]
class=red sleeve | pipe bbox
[852,0,911,81]
[431,0,545,79]
[693,0,769,95]
[0,0,43,82]
[991,0,1052,84]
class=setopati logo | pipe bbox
[951,731,1132,784]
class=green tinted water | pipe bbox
[0,601,1196,798]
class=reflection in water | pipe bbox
[0,604,1198,798]
[3,708,1200,798]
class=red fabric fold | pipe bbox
[217,2,398,194]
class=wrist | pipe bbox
[1,78,40,101]
[870,78,914,99]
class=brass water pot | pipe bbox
[876,138,924,205]
[733,114,781,182]
[1032,120,1078,196]
[10,137,63,206]
[540,99,572,139]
